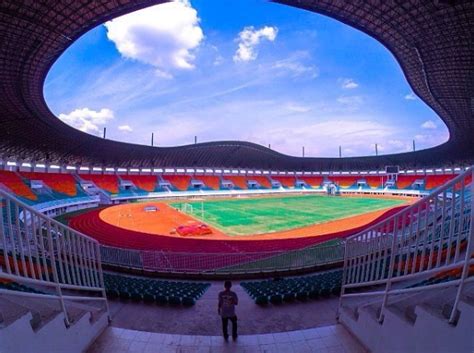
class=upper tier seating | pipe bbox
[80,174,119,193]
[300,176,323,188]
[225,176,248,189]
[396,175,420,189]
[0,171,37,200]
[252,176,271,188]
[272,176,296,188]
[196,176,221,190]
[241,270,343,305]
[21,172,79,197]
[329,176,358,188]
[119,175,158,192]
[162,175,191,191]
[425,175,456,190]
[104,273,210,306]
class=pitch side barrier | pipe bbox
[99,241,345,276]
[339,167,474,324]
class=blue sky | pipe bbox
[44,0,448,158]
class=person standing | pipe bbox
[218,280,238,341]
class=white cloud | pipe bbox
[104,0,204,72]
[233,26,278,62]
[421,120,437,129]
[58,108,114,135]
[271,57,319,79]
[340,78,359,89]
[285,103,311,113]
[405,92,417,100]
[118,125,133,132]
[337,95,364,111]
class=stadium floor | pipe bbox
[98,194,411,240]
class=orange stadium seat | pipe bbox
[365,176,384,189]
[226,176,248,189]
[80,174,119,193]
[162,175,191,191]
[301,176,323,188]
[21,172,78,196]
[273,176,296,188]
[425,175,455,190]
[197,176,221,190]
[396,175,421,189]
[252,176,272,188]
[120,175,157,192]
[330,176,357,188]
[0,170,37,200]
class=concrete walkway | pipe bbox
[87,324,367,353]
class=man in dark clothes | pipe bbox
[218,280,238,340]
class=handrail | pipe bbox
[0,189,109,325]
[339,167,473,324]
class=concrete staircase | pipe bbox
[0,292,108,353]
[339,282,474,353]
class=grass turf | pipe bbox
[171,195,405,236]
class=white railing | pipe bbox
[100,241,345,274]
[0,190,109,326]
[339,167,474,323]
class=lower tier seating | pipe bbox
[241,270,343,305]
[103,273,210,306]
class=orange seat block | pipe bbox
[197,176,221,190]
[301,177,323,187]
[273,176,296,188]
[365,176,384,189]
[22,172,77,197]
[252,176,271,188]
[162,175,191,191]
[425,175,455,190]
[396,176,421,189]
[225,176,248,189]
[330,176,358,188]
[80,174,119,193]
[120,175,157,192]
[0,171,37,200]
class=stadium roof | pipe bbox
[0,0,473,171]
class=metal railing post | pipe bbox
[448,170,474,324]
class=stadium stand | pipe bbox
[272,176,296,188]
[365,176,383,189]
[162,175,191,191]
[196,175,221,190]
[0,170,37,200]
[330,176,358,188]
[21,172,80,197]
[395,175,420,189]
[241,270,342,305]
[80,174,119,194]
[301,176,324,188]
[104,273,210,306]
[252,176,272,188]
[425,174,456,190]
[119,174,158,192]
[226,176,248,189]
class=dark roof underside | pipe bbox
[0,0,473,171]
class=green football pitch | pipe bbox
[171,195,406,236]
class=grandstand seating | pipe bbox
[162,175,191,191]
[252,176,272,188]
[329,176,358,188]
[0,280,45,295]
[226,176,248,189]
[396,175,420,189]
[300,176,323,188]
[104,273,210,306]
[119,175,158,192]
[365,176,383,189]
[0,170,37,200]
[21,172,79,197]
[425,174,456,190]
[196,175,221,190]
[272,176,296,188]
[241,270,342,305]
[80,174,119,193]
